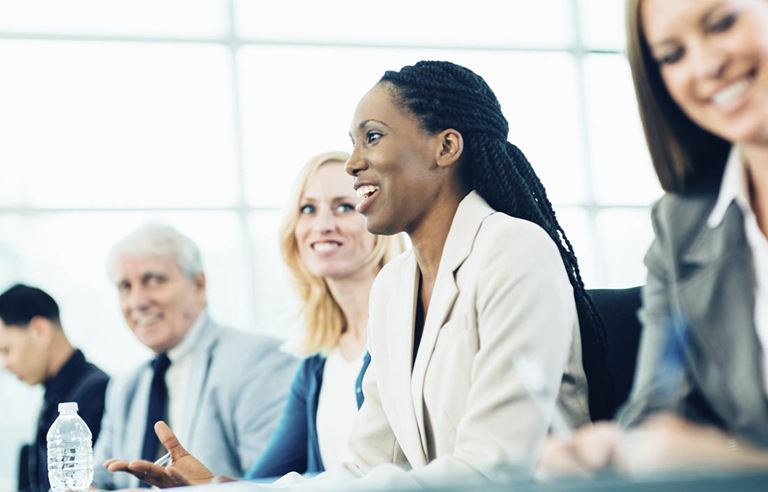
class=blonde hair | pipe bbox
[279,151,404,355]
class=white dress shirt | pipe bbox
[707,148,768,395]
[316,350,364,470]
[165,311,207,445]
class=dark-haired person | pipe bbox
[109,61,613,488]
[0,284,109,492]
[538,0,768,477]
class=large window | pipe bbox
[0,1,662,487]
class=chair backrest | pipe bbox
[587,287,643,419]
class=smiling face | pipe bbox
[115,255,206,354]
[294,162,377,280]
[642,0,768,145]
[0,319,48,385]
[346,83,447,236]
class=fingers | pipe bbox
[154,420,189,461]
[571,422,621,470]
[127,460,174,488]
[103,459,130,472]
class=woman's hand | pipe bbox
[536,421,621,479]
[103,421,215,488]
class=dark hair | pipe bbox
[380,60,615,420]
[0,284,61,327]
[625,0,730,193]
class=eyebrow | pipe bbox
[357,119,390,130]
[301,195,356,203]
[648,4,722,48]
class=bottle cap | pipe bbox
[58,402,79,413]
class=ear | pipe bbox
[195,273,207,294]
[434,129,464,169]
[28,316,54,344]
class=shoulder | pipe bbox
[370,249,413,297]
[473,212,561,268]
[209,324,297,373]
[650,191,717,250]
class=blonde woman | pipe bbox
[246,151,403,478]
[105,151,403,486]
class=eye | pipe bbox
[299,204,316,215]
[657,46,684,66]
[117,281,131,293]
[365,130,382,145]
[708,12,737,34]
[145,274,167,287]
[335,203,355,213]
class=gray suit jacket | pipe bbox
[628,192,768,447]
[93,316,297,489]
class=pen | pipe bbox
[153,452,172,467]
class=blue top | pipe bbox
[245,352,371,479]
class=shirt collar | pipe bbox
[167,310,207,363]
[43,349,87,403]
[707,147,752,228]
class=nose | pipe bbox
[123,285,150,312]
[692,40,729,80]
[312,205,336,234]
[345,148,367,177]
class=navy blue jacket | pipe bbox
[18,349,109,492]
[245,352,370,479]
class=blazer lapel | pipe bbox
[385,251,426,466]
[410,191,495,457]
[678,203,768,424]
[181,319,219,448]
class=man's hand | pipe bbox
[103,421,215,488]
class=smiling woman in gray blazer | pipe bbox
[538,0,768,476]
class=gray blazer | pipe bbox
[93,317,297,489]
[628,191,768,447]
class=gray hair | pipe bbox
[107,223,204,283]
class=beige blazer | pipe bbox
[345,191,590,484]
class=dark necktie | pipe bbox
[140,354,171,476]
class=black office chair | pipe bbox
[587,287,644,419]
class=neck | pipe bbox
[326,268,378,347]
[409,186,468,285]
[46,333,75,380]
[742,143,768,238]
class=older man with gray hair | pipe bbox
[93,224,296,490]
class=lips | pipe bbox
[355,186,380,215]
[133,313,163,328]
[311,240,342,253]
[708,69,756,112]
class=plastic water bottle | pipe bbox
[46,402,94,492]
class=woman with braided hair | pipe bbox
[338,59,611,483]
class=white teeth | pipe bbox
[313,242,340,252]
[356,185,379,199]
[712,77,751,107]
[135,313,161,326]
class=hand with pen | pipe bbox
[103,421,225,488]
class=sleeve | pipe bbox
[245,359,310,479]
[346,221,579,486]
[74,371,110,444]
[91,378,118,490]
[620,201,699,425]
[344,349,405,474]
[231,341,298,475]
[343,272,407,477]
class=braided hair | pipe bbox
[380,60,615,420]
